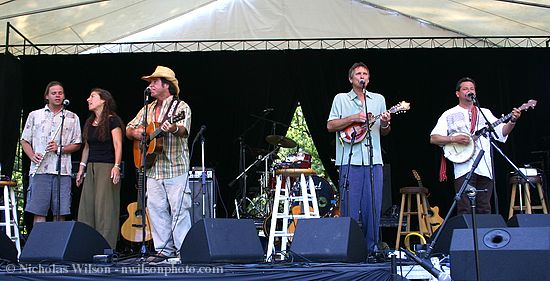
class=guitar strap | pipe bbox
[161,98,181,124]
[439,106,478,182]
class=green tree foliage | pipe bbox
[276,105,327,179]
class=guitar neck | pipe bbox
[149,127,163,141]
[490,111,513,128]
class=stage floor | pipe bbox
[0,260,426,281]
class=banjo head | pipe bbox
[443,133,475,163]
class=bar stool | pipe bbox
[395,186,432,250]
[508,172,548,219]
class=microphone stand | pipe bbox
[55,105,66,221]
[200,130,207,222]
[138,88,151,260]
[472,96,537,210]
[471,95,500,215]
[362,85,379,256]
[342,131,356,219]
[424,150,485,281]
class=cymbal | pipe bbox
[265,135,297,148]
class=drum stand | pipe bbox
[230,146,279,218]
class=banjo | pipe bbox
[443,99,537,163]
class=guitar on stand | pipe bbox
[412,170,443,234]
[121,170,152,243]
[443,99,537,163]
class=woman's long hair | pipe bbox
[83,88,125,142]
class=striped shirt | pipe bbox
[127,95,191,179]
[21,105,82,176]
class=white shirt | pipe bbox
[431,105,507,179]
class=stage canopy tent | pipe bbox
[1,0,549,50]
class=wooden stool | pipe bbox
[395,186,432,250]
[508,173,548,219]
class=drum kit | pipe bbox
[243,134,339,222]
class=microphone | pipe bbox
[263,108,274,114]
[62,99,70,107]
[467,92,475,98]
[402,249,452,281]
[359,79,366,88]
[193,125,207,144]
[144,87,152,103]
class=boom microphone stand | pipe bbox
[471,95,538,205]
[423,150,485,281]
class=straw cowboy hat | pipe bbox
[141,66,180,96]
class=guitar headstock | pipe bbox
[411,169,423,187]
[169,111,186,124]
[519,99,537,111]
[389,101,411,114]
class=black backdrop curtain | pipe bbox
[8,48,550,220]
[0,53,23,178]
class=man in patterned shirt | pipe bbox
[126,66,192,262]
[430,77,521,214]
[21,81,82,225]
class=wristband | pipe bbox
[79,162,87,167]
[114,163,121,169]
[173,126,179,134]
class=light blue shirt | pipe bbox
[328,89,387,166]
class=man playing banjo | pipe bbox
[430,77,521,214]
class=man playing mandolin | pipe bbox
[430,77,522,214]
[327,62,391,253]
[126,66,192,263]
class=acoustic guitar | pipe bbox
[121,171,152,243]
[132,111,185,169]
[340,101,410,143]
[412,169,443,235]
[443,99,537,163]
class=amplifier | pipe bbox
[188,169,214,179]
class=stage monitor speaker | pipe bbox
[0,232,18,262]
[19,221,111,263]
[450,227,550,281]
[290,217,367,262]
[508,214,550,227]
[430,214,506,255]
[189,177,216,225]
[180,218,264,263]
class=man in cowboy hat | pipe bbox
[126,66,192,262]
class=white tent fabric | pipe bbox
[0,0,548,50]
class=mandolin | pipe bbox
[340,101,410,143]
[412,169,443,235]
[132,111,185,169]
